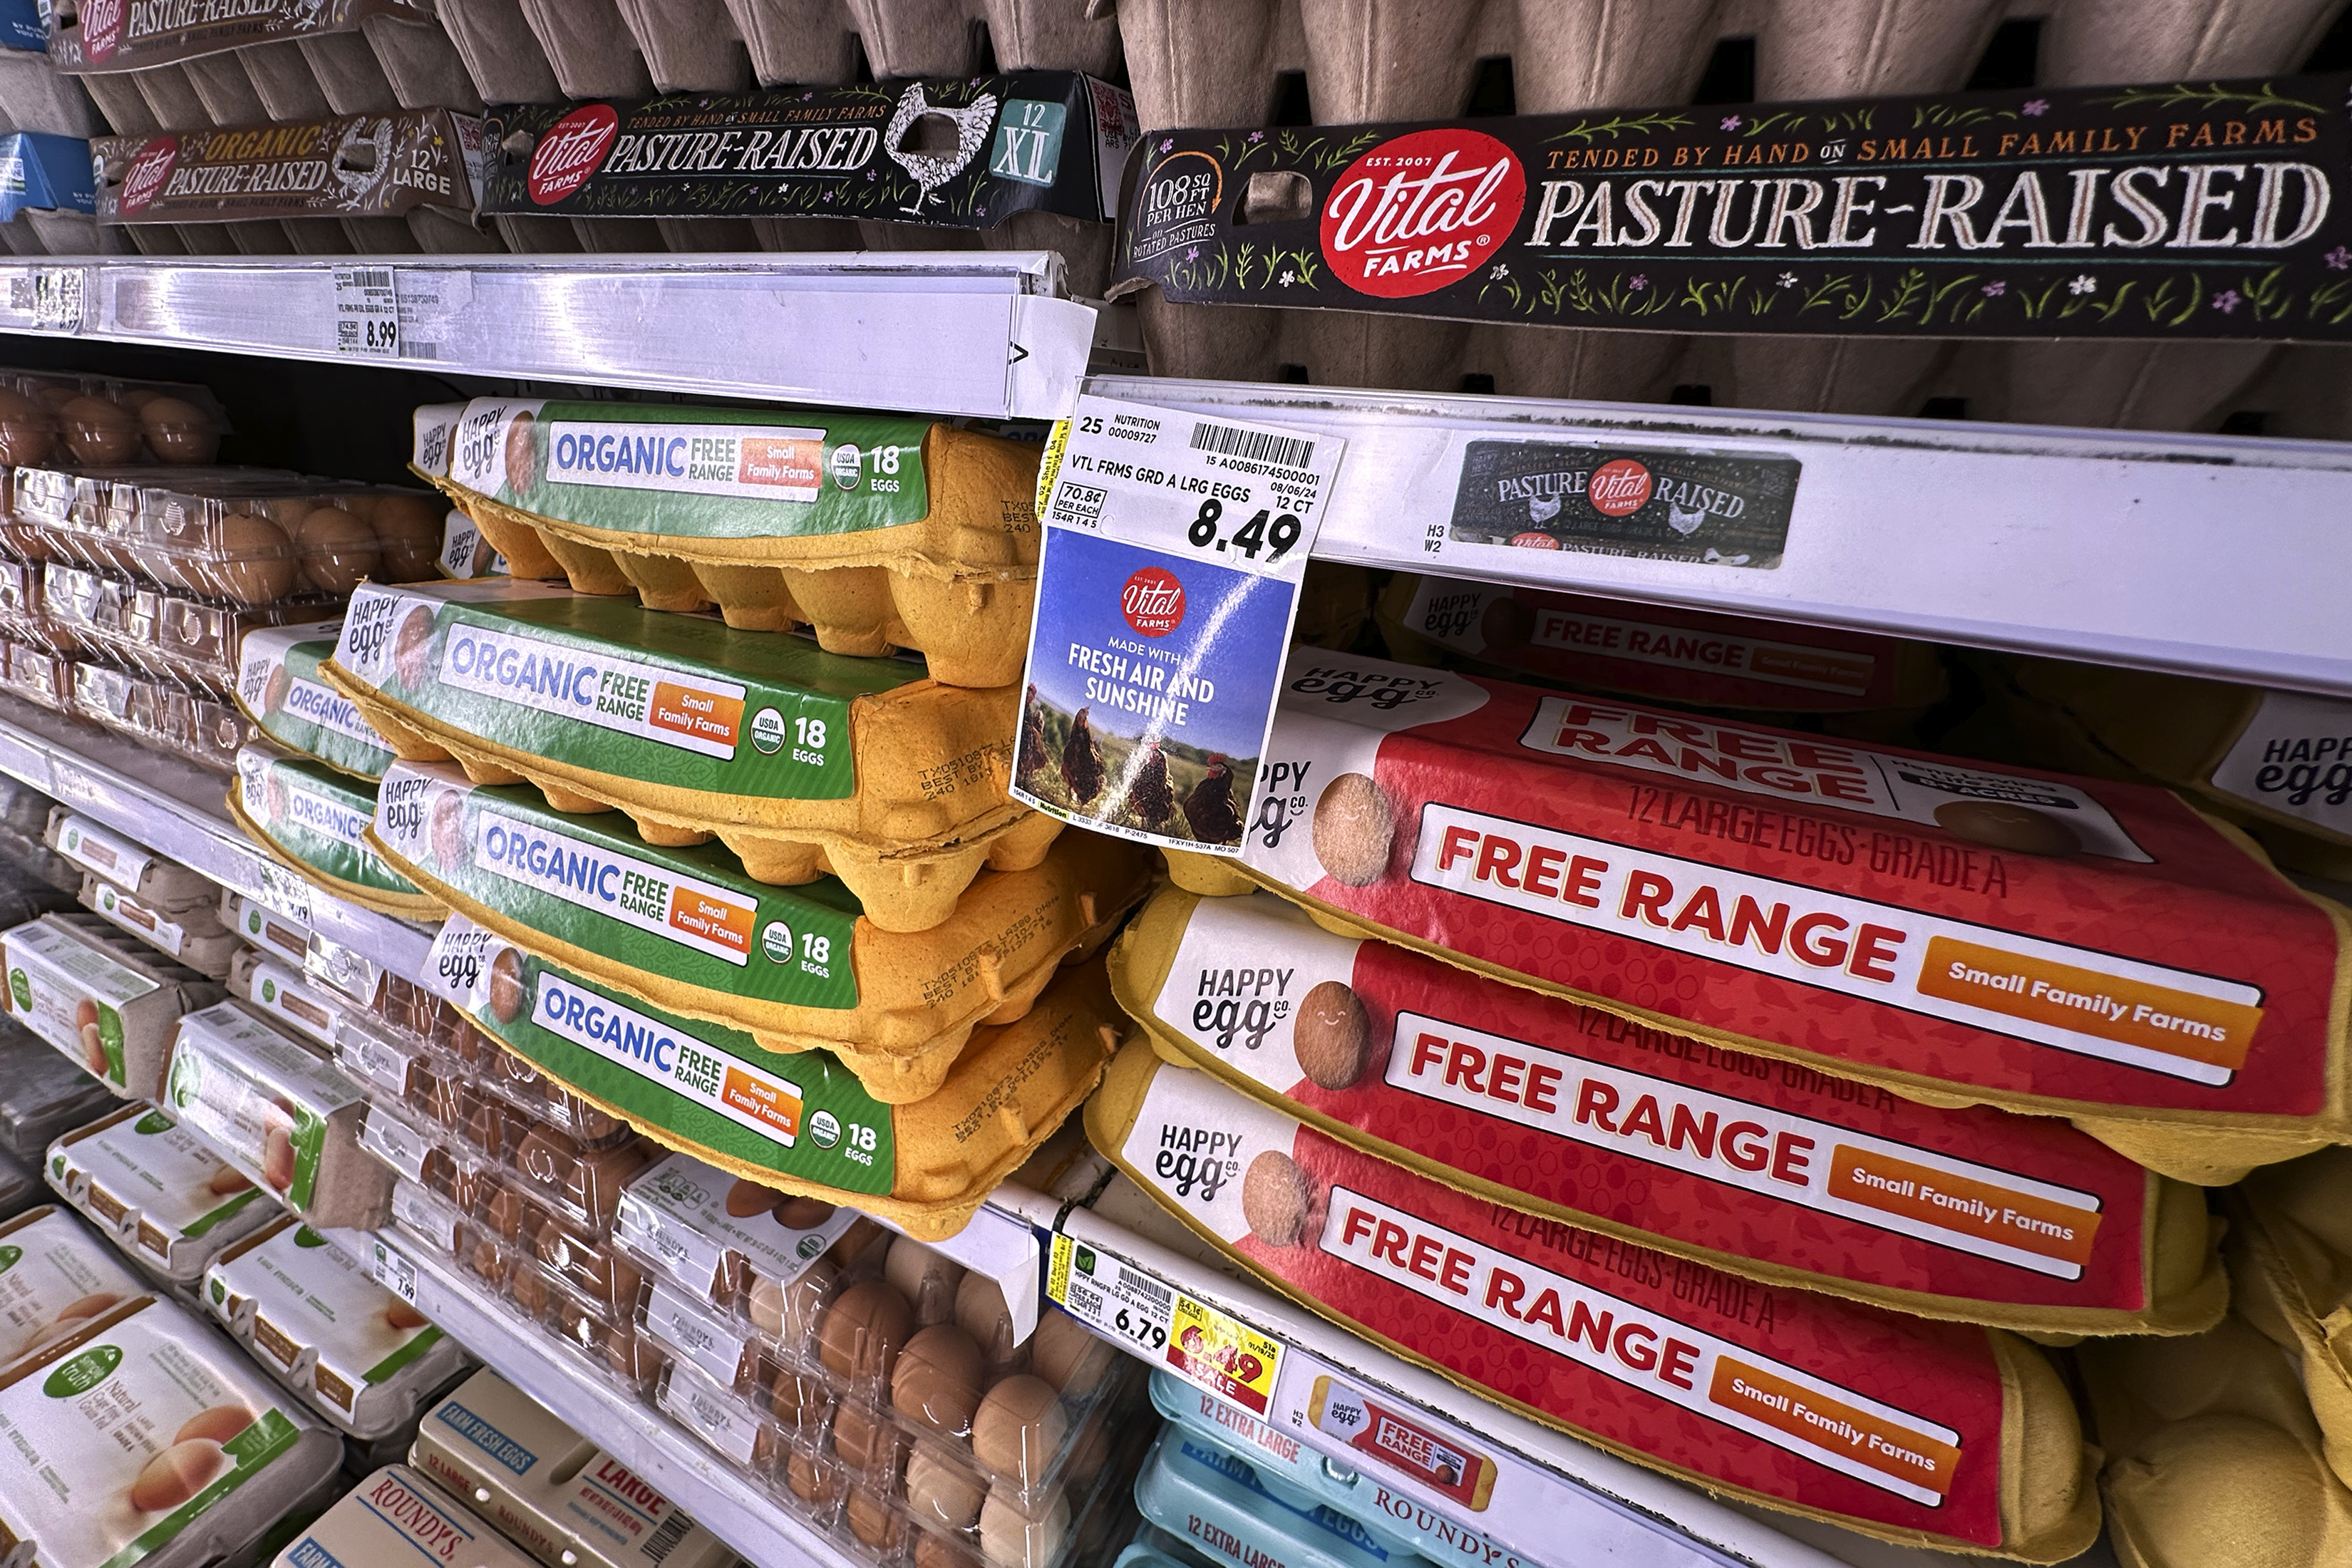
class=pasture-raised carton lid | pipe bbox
[94,111,486,227]
[1116,70,2352,344]
[48,0,428,71]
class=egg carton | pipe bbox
[39,561,324,695]
[0,370,229,469]
[0,1019,117,1163]
[67,656,254,773]
[363,1072,661,1238]
[338,984,638,1152]
[617,1176,1128,1504]
[0,639,67,710]
[1115,0,2351,430]
[656,1346,1148,1568]
[383,1172,669,1400]
[0,559,63,652]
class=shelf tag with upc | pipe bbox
[1047,1233,1282,1414]
[333,265,401,359]
[1011,394,1343,857]
[369,1236,419,1305]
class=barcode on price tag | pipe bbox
[371,1237,420,1304]
[254,862,314,930]
[32,268,82,331]
[333,266,401,359]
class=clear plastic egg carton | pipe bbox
[0,369,229,468]
[0,557,68,651]
[42,559,316,691]
[653,1332,1150,1568]
[0,639,68,710]
[351,976,636,1151]
[66,656,252,772]
[613,1156,1135,1505]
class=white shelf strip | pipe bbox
[1091,374,2352,698]
[0,254,1098,420]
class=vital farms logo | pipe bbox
[1321,128,1526,299]
[78,0,124,60]
[1121,565,1186,637]
[119,136,180,214]
[529,104,620,205]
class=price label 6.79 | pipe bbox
[1047,1234,1283,1413]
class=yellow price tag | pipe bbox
[1167,1291,1283,1415]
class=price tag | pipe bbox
[1048,1234,1283,1414]
[32,267,82,331]
[254,861,315,931]
[1010,395,1343,856]
[370,1236,420,1305]
[332,265,401,359]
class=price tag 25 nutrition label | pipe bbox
[333,265,401,359]
[1048,1234,1283,1415]
[1010,395,1344,857]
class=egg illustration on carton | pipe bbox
[72,996,105,1075]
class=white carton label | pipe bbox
[0,1207,141,1367]
[545,420,827,503]
[2209,688,2352,841]
[471,808,756,969]
[438,622,745,761]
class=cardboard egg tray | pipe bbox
[412,400,1042,691]
[367,758,1148,1098]
[46,1100,282,1288]
[323,577,1059,926]
[231,741,443,919]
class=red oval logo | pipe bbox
[1320,128,1525,300]
[1588,458,1654,517]
[119,138,180,216]
[1120,567,1186,637]
[79,0,123,61]
[527,105,620,206]
[1509,532,1562,550]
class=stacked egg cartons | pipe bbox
[0,369,445,770]
[0,16,115,255]
[1113,0,2352,438]
[339,974,1147,1568]
[610,1147,1149,1568]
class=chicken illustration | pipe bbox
[1128,741,1174,826]
[1061,707,1104,805]
[1666,499,1708,536]
[884,84,999,215]
[1018,684,1048,780]
[1184,755,1244,845]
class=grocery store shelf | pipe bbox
[0,254,1097,420]
[363,1230,865,1568]
[1091,376,2352,698]
[0,689,434,979]
[987,1177,1866,1568]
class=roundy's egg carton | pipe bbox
[325,577,1061,928]
[411,400,1042,691]
[46,1101,278,1287]
[231,740,442,920]
[433,917,1124,1233]
[272,1465,542,1568]
[204,1212,468,1439]
[411,1367,742,1568]
[368,758,1147,1101]
[0,1292,344,1568]
[0,1204,147,1373]
[1111,0,2352,433]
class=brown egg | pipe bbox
[207,1165,254,1197]
[970,1376,1066,1482]
[726,1177,783,1219]
[261,1117,296,1192]
[52,1291,123,1327]
[746,1257,835,1346]
[385,1301,430,1331]
[507,1267,550,1316]
[370,494,445,581]
[978,1483,1068,1568]
[891,1324,986,1438]
[0,387,53,464]
[785,1449,837,1507]
[818,1277,914,1384]
[776,1195,835,1229]
[846,1487,904,1550]
[914,1532,983,1568]
[954,1273,1021,1371]
[128,1440,226,1512]
[906,1443,986,1532]
[829,1401,903,1473]
[207,512,298,606]
[32,382,76,411]
[138,396,218,464]
[59,396,139,464]
[1028,1310,1100,1396]
[74,996,105,1074]
[886,1237,965,1327]
[293,505,379,595]
[768,1367,833,1433]
[173,1405,253,1446]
